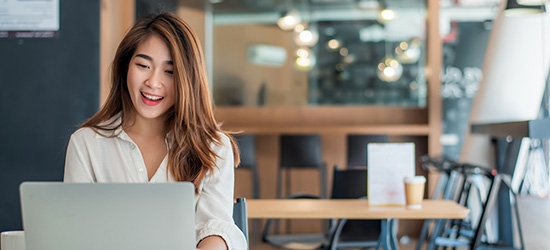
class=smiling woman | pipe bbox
[64,12,248,250]
[126,35,175,122]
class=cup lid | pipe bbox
[404,175,426,183]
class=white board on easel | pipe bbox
[367,142,415,206]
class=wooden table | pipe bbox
[246,199,469,250]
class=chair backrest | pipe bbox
[235,134,261,198]
[346,134,388,168]
[278,134,327,198]
[235,134,256,169]
[331,167,367,199]
[328,167,381,249]
[233,198,249,244]
[280,134,323,168]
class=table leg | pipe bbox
[376,219,398,250]
[389,219,399,249]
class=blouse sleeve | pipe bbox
[63,128,96,183]
[195,134,248,250]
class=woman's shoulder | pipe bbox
[70,126,118,140]
[216,132,231,146]
[71,115,123,140]
[70,127,97,139]
[210,132,232,154]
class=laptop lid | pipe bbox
[19,182,196,250]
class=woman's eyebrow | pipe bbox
[135,54,152,61]
[135,54,173,65]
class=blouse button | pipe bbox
[138,168,145,174]
[130,144,136,150]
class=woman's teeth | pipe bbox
[142,92,163,101]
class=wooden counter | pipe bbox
[247,199,469,219]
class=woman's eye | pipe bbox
[165,70,173,75]
[136,63,149,69]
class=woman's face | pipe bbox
[126,34,175,122]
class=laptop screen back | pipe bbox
[19,182,196,250]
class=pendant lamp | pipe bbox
[293,13,319,47]
[294,47,316,71]
[377,56,403,82]
[277,9,301,31]
[504,0,546,17]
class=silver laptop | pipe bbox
[19,182,196,250]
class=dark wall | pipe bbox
[136,0,178,19]
[441,22,492,159]
[0,0,100,232]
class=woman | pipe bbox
[63,12,247,250]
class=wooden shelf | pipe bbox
[471,118,550,139]
[220,124,430,135]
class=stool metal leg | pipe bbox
[376,219,396,250]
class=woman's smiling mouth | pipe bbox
[141,92,164,105]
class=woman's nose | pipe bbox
[145,70,163,88]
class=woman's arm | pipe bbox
[197,235,228,250]
[194,134,247,250]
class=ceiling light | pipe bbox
[294,47,316,71]
[326,39,342,51]
[395,38,422,64]
[378,9,396,22]
[295,30,319,46]
[377,56,403,82]
[339,47,348,56]
[294,23,306,32]
[277,10,301,31]
[294,24,319,47]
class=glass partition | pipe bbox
[438,1,499,159]
[211,0,427,107]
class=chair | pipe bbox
[235,134,260,199]
[262,134,328,249]
[323,134,387,250]
[233,198,249,241]
[346,134,389,168]
[426,163,525,250]
[277,134,328,198]
[233,197,249,249]
[326,166,382,250]
[262,166,381,250]
[416,155,465,250]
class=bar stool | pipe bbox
[416,155,464,250]
[426,163,525,250]
[326,166,381,250]
[277,134,327,198]
[262,134,328,249]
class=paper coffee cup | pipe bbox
[404,176,426,209]
[1,231,25,250]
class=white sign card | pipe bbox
[367,142,415,206]
[0,0,60,38]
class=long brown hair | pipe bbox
[82,12,240,189]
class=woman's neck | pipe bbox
[122,114,166,139]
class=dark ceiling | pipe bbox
[211,0,426,15]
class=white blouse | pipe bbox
[64,124,247,250]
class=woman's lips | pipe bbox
[141,92,164,106]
